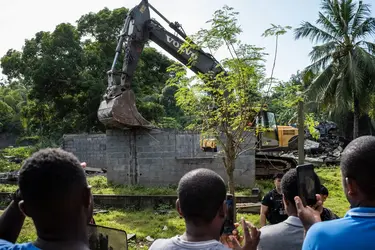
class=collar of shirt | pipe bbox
[284,216,303,227]
[345,207,375,218]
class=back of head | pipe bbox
[281,169,298,207]
[281,169,320,207]
[177,168,226,226]
[18,148,88,221]
[341,136,375,200]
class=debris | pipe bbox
[162,225,168,231]
[146,236,154,242]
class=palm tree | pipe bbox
[294,0,375,139]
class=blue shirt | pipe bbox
[0,240,39,250]
[303,207,375,250]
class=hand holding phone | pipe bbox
[222,194,236,235]
[296,164,321,207]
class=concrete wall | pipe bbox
[106,129,256,187]
[62,133,106,169]
[62,129,256,187]
[0,133,17,149]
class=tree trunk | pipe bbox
[298,100,305,164]
[226,157,236,223]
[353,97,360,139]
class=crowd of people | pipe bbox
[0,135,374,250]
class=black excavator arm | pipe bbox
[97,0,224,129]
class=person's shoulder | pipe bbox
[261,190,274,202]
[306,218,347,239]
[149,238,174,249]
[0,239,39,250]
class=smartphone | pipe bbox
[296,164,321,206]
[222,194,236,235]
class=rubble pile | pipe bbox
[283,121,350,166]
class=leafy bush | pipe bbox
[2,146,36,160]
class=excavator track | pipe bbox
[255,153,297,179]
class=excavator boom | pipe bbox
[97,0,222,129]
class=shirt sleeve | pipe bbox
[261,192,272,207]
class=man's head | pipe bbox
[177,168,227,231]
[320,185,329,203]
[280,169,298,215]
[273,173,283,191]
[340,136,375,207]
[280,169,320,215]
[18,148,93,235]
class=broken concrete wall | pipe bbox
[62,134,106,169]
[106,129,256,187]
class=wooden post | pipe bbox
[298,100,305,165]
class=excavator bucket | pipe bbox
[97,90,155,130]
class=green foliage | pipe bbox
[1,7,182,139]
[295,0,375,138]
[2,146,36,160]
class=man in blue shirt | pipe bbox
[0,148,94,250]
[295,136,375,250]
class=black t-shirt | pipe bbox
[321,207,340,221]
[261,189,288,224]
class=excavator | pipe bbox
[97,0,298,178]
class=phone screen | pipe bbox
[222,194,235,235]
[296,164,320,206]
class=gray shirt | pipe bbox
[258,216,304,250]
[149,236,231,250]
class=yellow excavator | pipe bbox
[97,0,298,178]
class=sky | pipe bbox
[0,0,367,82]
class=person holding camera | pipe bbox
[0,148,94,250]
[296,136,375,250]
[258,169,311,250]
[149,168,260,250]
[260,174,288,227]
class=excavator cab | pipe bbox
[257,111,279,149]
[257,111,298,151]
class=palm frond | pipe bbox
[306,54,333,72]
[308,41,337,62]
[352,17,375,40]
[305,64,334,101]
[359,41,375,55]
[340,0,356,32]
[346,51,364,98]
[320,0,344,31]
[350,0,371,32]
[316,12,341,37]
[294,21,342,44]
[355,45,375,74]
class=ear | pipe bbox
[345,177,359,197]
[18,200,29,217]
[176,199,183,217]
[83,186,92,208]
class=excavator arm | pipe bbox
[97,0,224,129]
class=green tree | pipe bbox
[1,7,180,138]
[169,6,266,218]
[294,0,375,139]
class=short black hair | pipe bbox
[273,173,284,180]
[178,168,226,225]
[341,136,375,200]
[321,185,329,196]
[281,169,298,206]
[18,148,87,208]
